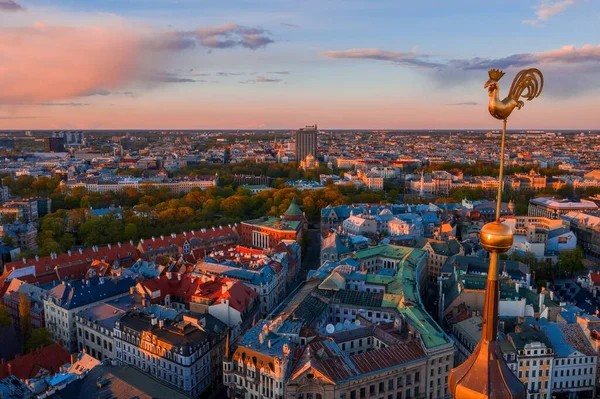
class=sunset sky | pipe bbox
[0,0,599,130]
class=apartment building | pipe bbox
[44,276,136,352]
[75,295,138,361]
[114,312,213,397]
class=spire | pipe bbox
[283,197,303,218]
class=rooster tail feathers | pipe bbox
[508,68,544,102]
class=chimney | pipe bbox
[160,235,164,240]
[152,237,155,242]
[151,317,157,326]
[118,242,122,248]
[108,243,111,250]
[22,258,26,264]
[177,273,181,281]
[78,248,83,254]
[158,319,164,328]
[68,250,72,256]
[166,272,172,279]
[221,284,228,295]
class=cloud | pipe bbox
[82,90,136,97]
[267,71,290,75]
[321,44,600,97]
[445,102,479,106]
[449,44,600,70]
[320,48,444,68]
[0,116,40,119]
[39,102,89,106]
[146,30,197,51]
[0,0,24,12]
[241,76,282,84]
[447,44,600,97]
[151,72,203,83]
[523,0,576,26]
[196,23,272,50]
[280,22,300,28]
[146,23,274,51]
[217,72,246,76]
[0,21,273,103]
[0,23,143,103]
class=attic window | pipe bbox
[307,373,314,380]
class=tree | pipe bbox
[124,223,138,241]
[19,293,32,343]
[0,305,11,328]
[2,233,14,247]
[557,248,585,276]
[24,328,52,353]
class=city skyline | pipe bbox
[1,0,599,129]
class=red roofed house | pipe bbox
[587,271,600,297]
[2,242,140,283]
[190,277,259,340]
[134,272,201,309]
[0,343,70,380]
[136,227,240,261]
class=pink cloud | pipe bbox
[0,21,275,104]
[536,44,600,63]
[0,23,143,103]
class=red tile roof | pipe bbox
[0,343,70,380]
[137,273,201,302]
[193,277,258,312]
[4,242,139,275]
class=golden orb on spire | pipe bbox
[479,221,513,253]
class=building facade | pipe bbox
[44,277,136,352]
[295,125,318,163]
[114,312,212,397]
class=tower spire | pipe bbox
[447,68,542,399]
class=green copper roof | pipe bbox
[318,244,452,351]
[284,197,304,217]
[245,216,301,231]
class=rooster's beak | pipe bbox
[484,79,492,89]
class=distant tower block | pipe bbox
[295,125,318,163]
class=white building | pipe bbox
[44,277,135,352]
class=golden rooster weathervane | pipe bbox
[448,67,544,399]
[484,68,544,120]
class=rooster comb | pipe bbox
[488,69,505,81]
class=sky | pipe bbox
[0,0,599,130]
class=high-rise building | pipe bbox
[294,124,318,163]
[45,136,65,152]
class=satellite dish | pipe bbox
[344,320,351,326]
[325,324,335,334]
[335,323,343,331]
[355,320,361,327]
